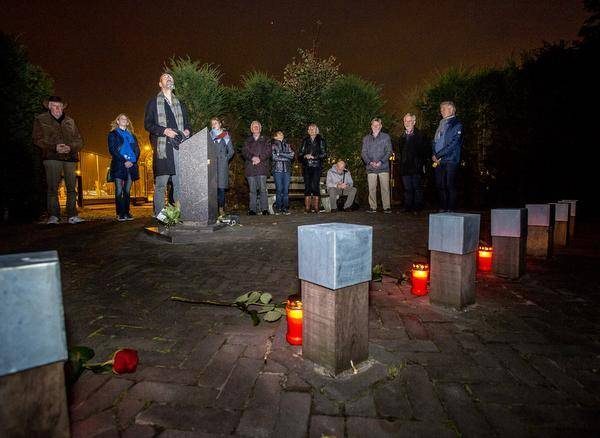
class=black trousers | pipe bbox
[303,166,321,196]
[435,162,458,211]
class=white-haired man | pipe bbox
[326,160,357,212]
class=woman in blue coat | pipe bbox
[108,114,140,221]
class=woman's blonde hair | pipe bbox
[111,114,134,133]
[307,123,319,134]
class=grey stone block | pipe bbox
[428,213,480,255]
[178,128,218,226]
[298,223,372,289]
[559,199,577,216]
[551,202,570,222]
[491,208,527,237]
[0,251,67,376]
[526,204,555,227]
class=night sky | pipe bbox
[1,0,588,153]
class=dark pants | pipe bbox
[402,174,424,211]
[217,188,226,208]
[435,162,458,211]
[247,175,268,212]
[114,175,132,217]
[303,166,321,196]
[43,160,77,218]
[273,172,290,210]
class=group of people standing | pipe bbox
[32,70,463,224]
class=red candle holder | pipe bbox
[285,294,303,345]
[477,245,493,272]
[411,263,429,296]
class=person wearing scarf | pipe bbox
[144,73,191,217]
[108,114,140,221]
[210,117,234,216]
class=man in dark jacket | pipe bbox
[144,73,191,217]
[432,101,463,212]
[398,113,429,212]
[242,121,271,215]
[33,96,84,224]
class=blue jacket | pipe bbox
[108,130,140,181]
[432,116,463,164]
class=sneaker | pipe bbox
[282,209,291,215]
[274,209,281,215]
[117,215,127,222]
[124,213,134,221]
[262,210,270,216]
[68,216,85,224]
[384,209,392,214]
[366,209,377,213]
[248,210,257,216]
[46,215,59,225]
[330,209,338,213]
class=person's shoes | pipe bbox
[117,215,127,222]
[343,207,352,212]
[384,208,392,214]
[46,216,59,225]
[366,209,377,213]
[248,210,257,216]
[262,210,270,215]
[274,209,281,215]
[124,213,134,221]
[330,209,338,213]
[282,209,291,215]
[68,216,85,224]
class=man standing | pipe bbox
[242,121,271,215]
[398,113,429,212]
[326,160,357,212]
[33,96,84,224]
[362,118,392,213]
[432,101,463,212]
[144,73,191,217]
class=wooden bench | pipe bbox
[266,176,331,213]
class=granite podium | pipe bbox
[491,208,527,279]
[0,251,70,437]
[551,202,571,247]
[145,128,224,243]
[428,213,480,309]
[525,204,555,258]
[298,223,372,374]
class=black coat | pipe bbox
[299,134,327,168]
[144,96,191,176]
[397,128,429,176]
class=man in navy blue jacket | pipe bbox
[432,101,463,211]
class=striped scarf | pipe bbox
[156,91,184,159]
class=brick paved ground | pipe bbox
[1,204,599,437]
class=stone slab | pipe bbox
[491,208,527,238]
[0,250,67,376]
[559,199,577,216]
[428,213,480,255]
[178,128,218,226]
[551,202,571,222]
[429,251,476,309]
[298,223,372,290]
[526,204,555,227]
[144,223,225,243]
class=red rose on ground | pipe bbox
[112,348,138,374]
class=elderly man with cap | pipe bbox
[33,95,84,224]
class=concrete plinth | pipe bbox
[491,209,527,279]
[428,213,480,309]
[526,204,555,258]
[551,203,571,247]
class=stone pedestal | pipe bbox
[0,251,70,438]
[526,204,555,258]
[551,202,571,247]
[298,223,372,374]
[145,128,224,242]
[559,199,577,238]
[428,213,480,309]
[491,209,527,279]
